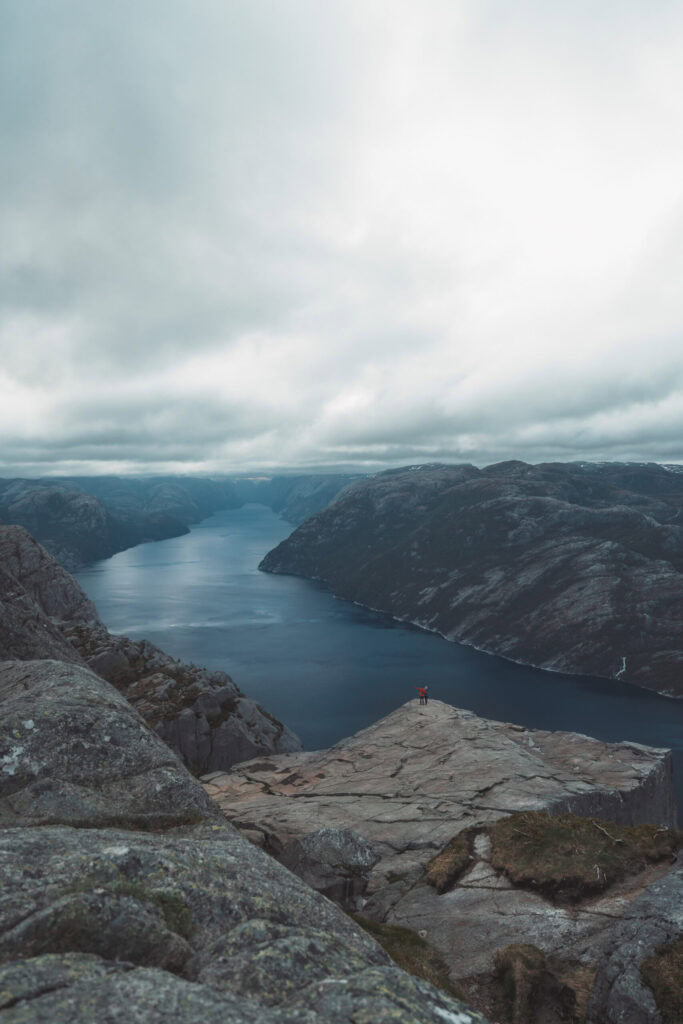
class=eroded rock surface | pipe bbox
[0,526,94,664]
[204,699,678,1020]
[204,700,676,891]
[278,827,380,906]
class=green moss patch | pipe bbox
[487,812,679,903]
[352,915,464,1002]
[425,827,477,893]
[641,938,683,1024]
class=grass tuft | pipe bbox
[425,827,476,893]
[352,915,465,1002]
[487,812,680,903]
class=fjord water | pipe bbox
[76,504,683,815]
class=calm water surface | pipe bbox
[76,505,683,816]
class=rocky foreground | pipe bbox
[0,659,487,1023]
[261,461,683,696]
[205,700,681,1023]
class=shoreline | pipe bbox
[260,565,683,704]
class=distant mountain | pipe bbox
[232,473,363,524]
[0,473,358,569]
[260,461,683,697]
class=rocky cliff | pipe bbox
[204,699,681,1023]
[260,461,683,696]
[0,659,486,1023]
[0,525,301,774]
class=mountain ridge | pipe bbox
[260,460,683,697]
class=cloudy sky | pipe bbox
[2,1,683,476]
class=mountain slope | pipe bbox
[260,461,683,696]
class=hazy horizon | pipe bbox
[3,2,683,476]
[3,456,683,483]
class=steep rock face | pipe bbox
[0,526,92,664]
[0,660,487,1024]
[0,525,301,772]
[203,700,678,1019]
[0,524,99,622]
[260,461,683,696]
[63,621,302,774]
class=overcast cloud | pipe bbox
[2,0,683,475]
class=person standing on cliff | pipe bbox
[416,686,428,705]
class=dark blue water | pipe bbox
[76,505,683,817]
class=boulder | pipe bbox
[279,827,380,908]
[0,659,221,829]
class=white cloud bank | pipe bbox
[1,0,683,474]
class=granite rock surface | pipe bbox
[0,659,221,829]
[204,700,676,887]
[203,699,679,1018]
[0,661,488,1023]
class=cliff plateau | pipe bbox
[204,700,681,1024]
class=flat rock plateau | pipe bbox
[205,700,681,1023]
[261,461,683,697]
